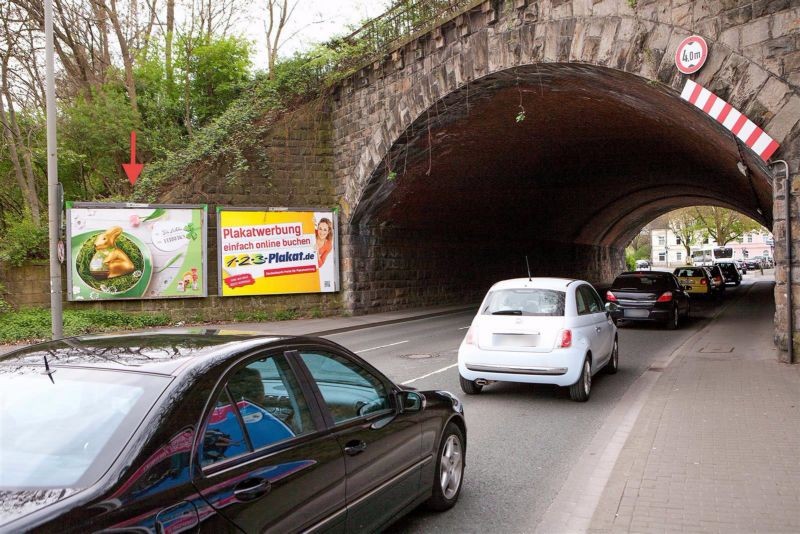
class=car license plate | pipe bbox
[493,334,539,347]
[624,309,650,318]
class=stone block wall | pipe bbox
[344,223,626,312]
[0,262,52,309]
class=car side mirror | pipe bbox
[605,302,618,313]
[399,391,424,413]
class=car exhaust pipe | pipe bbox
[475,379,491,386]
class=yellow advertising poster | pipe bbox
[217,208,338,296]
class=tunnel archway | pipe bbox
[343,64,774,311]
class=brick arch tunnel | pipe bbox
[343,64,774,311]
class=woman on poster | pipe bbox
[315,218,336,291]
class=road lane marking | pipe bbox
[356,340,409,353]
[401,363,458,385]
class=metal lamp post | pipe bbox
[45,0,64,338]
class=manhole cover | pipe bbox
[405,353,433,359]
[699,344,734,353]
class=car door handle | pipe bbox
[233,478,271,501]
[344,440,367,456]
[595,326,602,332]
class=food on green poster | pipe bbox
[77,231,146,294]
[88,226,135,279]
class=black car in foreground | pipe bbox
[605,271,691,329]
[0,331,466,533]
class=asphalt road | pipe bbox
[322,276,764,533]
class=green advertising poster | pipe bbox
[66,203,207,301]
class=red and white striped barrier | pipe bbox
[680,79,779,162]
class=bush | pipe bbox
[0,215,48,267]
[0,308,172,343]
[625,249,636,271]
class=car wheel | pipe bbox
[605,338,619,375]
[735,280,741,286]
[666,306,679,330]
[426,423,465,511]
[569,358,591,402]
[459,374,482,395]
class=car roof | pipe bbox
[488,277,583,291]
[617,271,670,276]
[0,329,286,376]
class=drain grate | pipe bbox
[699,344,734,353]
[405,353,434,359]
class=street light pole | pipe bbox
[45,0,63,338]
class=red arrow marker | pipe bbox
[122,131,144,185]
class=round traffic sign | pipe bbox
[675,35,708,75]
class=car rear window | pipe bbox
[718,263,738,276]
[0,367,168,488]
[611,274,670,291]
[481,288,565,316]
[674,268,705,277]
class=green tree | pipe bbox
[59,86,139,197]
[694,206,760,245]
[667,208,702,260]
[180,34,252,127]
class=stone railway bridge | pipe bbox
[162,0,800,361]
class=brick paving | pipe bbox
[589,280,800,533]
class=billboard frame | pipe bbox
[65,201,208,301]
[215,206,340,297]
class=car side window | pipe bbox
[199,353,314,468]
[586,286,604,313]
[200,389,250,467]
[577,286,600,314]
[300,352,391,424]
[575,287,589,315]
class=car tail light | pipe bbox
[656,291,673,302]
[700,278,707,285]
[606,291,618,302]
[465,326,476,345]
[559,329,572,348]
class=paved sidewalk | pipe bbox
[588,280,800,533]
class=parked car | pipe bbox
[0,332,466,533]
[716,261,742,286]
[744,258,763,270]
[761,256,774,268]
[674,266,715,297]
[605,271,690,329]
[735,260,747,274]
[635,259,651,270]
[458,278,618,402]
[705,264,726,293]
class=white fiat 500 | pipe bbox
[458,278,618,402]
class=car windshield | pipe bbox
[0,367,168,489]
[481,288,565,316]
[611,274,669,291]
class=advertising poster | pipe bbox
[66,203,207,301]
[217,208,339,296]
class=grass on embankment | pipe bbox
[0,309,173,344]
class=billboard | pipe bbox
[217,208,339,296]
[66,203,207,301]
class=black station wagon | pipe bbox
[0,331,466,533]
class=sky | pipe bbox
[242,0,389,68]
